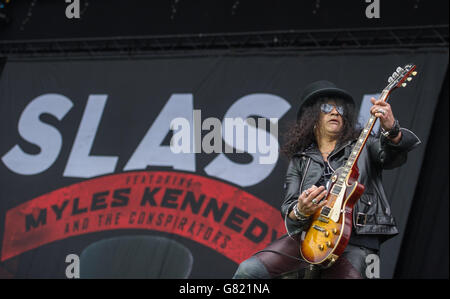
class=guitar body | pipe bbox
[300,167,365,268]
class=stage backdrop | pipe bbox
[0,49,448,278]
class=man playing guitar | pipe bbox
[233,76,421,279]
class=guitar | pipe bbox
[299,63,418,268]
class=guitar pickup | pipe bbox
[331,185,342,195]
[321,206,331,217]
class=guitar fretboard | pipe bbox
[330,89,390,195]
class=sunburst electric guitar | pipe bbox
[299,63,418,268]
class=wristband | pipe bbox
[293,203,310,221]
[381,119,400,138]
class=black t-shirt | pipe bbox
[315,160,333,190]
[315,160,380,251]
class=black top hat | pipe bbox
[297,80,355,120]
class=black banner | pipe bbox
[0,50,448,278]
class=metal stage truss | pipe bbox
[0,25,448,59]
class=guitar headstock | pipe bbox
[386,63,417,92]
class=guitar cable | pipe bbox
[252,249,307,262]
[250,233,309,263]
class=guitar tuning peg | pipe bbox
[396,67,404,73]
[407,77,413,81]
[402,83,407,87]
[388,76,394,83]
[412,71,418,76]
[392,72,399,78]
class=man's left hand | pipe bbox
[370,97,395,130]
[370,97,402,143]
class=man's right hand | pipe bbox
[297,185,328,216]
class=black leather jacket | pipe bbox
[282,128,421,242]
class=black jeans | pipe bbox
[233,234,378,279]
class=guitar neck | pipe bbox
[327,63,417,196]
[330,89,391,195]
[350,89,391,165]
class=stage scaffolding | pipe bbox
[0,25,448,59]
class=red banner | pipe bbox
[1,171,286,263]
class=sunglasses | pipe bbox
[320,103,344,116]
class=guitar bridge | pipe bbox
[318,216,329,223]
[313,225,326,232]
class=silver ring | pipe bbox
[312,198,318,205]
[304,190,310,197]
[377,109,385,115]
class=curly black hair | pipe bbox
[281,97,361,159]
